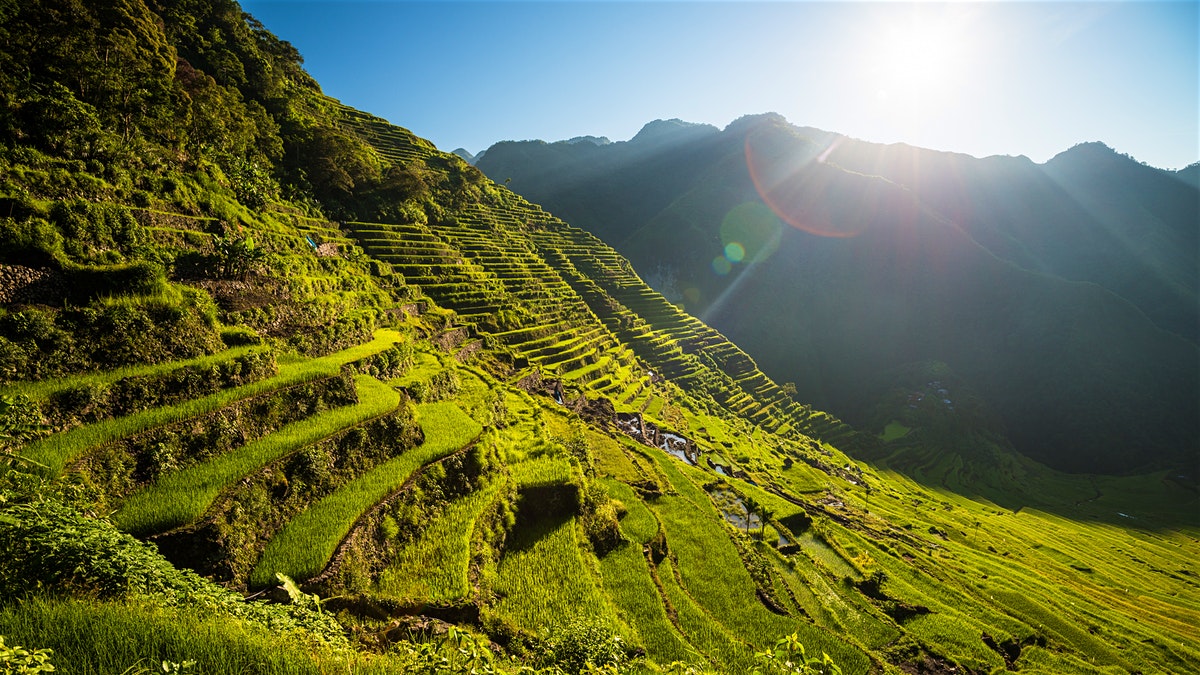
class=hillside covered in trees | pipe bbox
[0,2,1197,674]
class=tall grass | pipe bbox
[0,597,407,675]
[512,455,575,488]
[650,455,871,674]
[654,557,755,673]
[598,540,697,665]
[114,375,401,536]
[492,513,615,634]
[375,478,503,603]
[600,478,658,545]
[250,401,482,586]
[21,330,404,475]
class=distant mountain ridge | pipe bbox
[477,115,1200,474]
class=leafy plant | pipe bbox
[752,633,842,675]
[0,635,55,674]
[539,617,631,675]
[212,232,268,280]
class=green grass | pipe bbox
[375,477,503,603]
[649,456,871,674]
[21,330,405,475]
[599,541,698,665]
[113,375,401,536]
[879,420,911,442]
[0,597,383,675]
[511,455,576,488]
[601,478,659,545]
[654,556,756,672]
[492,513,616,634]
[250,401,482,586]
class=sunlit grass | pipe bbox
[492,513,615,634]
[599,540,697,665]
[114,375,401,536]
[601,478,658,545]
[650,456,871,674]
[21,330,404,475]
[251,401,482,586]
[0,597,388,675]
[375,478,503,603]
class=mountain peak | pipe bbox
[563,135,611,146]
[1045,141,1140,172]
[723,112,790,134]
[629,118,719,146]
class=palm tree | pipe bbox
[742,496,759,535]
[759,506,775,540]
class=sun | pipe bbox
[867,13,971,107]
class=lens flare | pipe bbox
[744,129,861,238]
[711,256,732,276]
[719,202,783,263]
[723,242,745,263]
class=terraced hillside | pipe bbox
[0,2,1197,674]
[334,103,864,451]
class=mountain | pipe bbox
[477,115,1200,474]
[0,2,1197,675]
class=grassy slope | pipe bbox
[250,401,483,585]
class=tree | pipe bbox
[743,495,760,535]
[759,505,775,539]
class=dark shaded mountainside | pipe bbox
[0,2,1198,675]
[477,116,1200,474]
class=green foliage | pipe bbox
[538,617,633,675]
[42,347,276,429]
[0,294,224,383]
[0,490,347,646]
[251,401,481,585]
[0,3,1196,675]
[0,634,55,674]
[0,394,48,451]
[391,626,506,675]
[211,231,268,279]
[410,368,462,403]
[113,374,398,537]
[752,633,842,675]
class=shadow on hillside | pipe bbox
[856,437,1200,531]
[506,484,579,552]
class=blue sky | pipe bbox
[242,1,1199,170]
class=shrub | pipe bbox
[0,216,64,266]
[539,617,632,674]
[410,368,460,403]
[0,490,347,647]
[220,325,262,346]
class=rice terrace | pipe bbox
[0,1,1196,674]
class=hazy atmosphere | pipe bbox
[244,0,1199,169]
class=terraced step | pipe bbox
[113,375,402,536]
[250,401,484,585]
[22,330,407,475]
